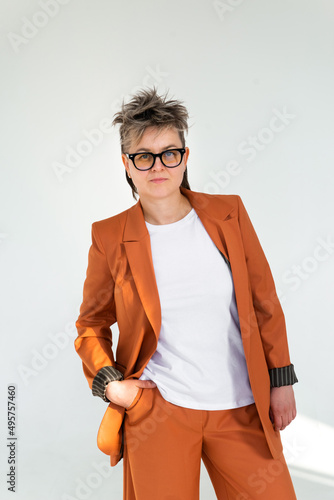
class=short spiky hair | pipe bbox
[112,87,190,199]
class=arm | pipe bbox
[236,196,297,428]
[74,222,121,392]
[75,222,156,405]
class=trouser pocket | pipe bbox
[125,387,155,426]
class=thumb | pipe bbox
[136,380,157,389]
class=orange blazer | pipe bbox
[75,188,292,466]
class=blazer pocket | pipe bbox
[97,402,125,465]
[125,388,155,426]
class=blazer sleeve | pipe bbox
[75,222,120,391]
[236,196,297,387]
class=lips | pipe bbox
[150,178,167,183]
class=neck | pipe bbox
[140,191,192,225]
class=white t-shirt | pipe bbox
[140,208,254,410]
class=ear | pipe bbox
[122,154,131,177]
[184,147,190,167]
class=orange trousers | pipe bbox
[123,387,296,500]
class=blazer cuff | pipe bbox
[269,364,298,388]
[92,366,124,402]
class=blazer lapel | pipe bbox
[181,189,252,355]
[123,202,162,341]
[181,188,231,263]
[219,218,252,356]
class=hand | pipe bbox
[105,379,156,409]
[269,385,297,431]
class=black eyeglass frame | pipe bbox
[126,148,186,171]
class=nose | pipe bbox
[151,156,165,171]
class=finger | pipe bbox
[273,413,283,431]
[281,412,289,430]
[281,407,295,429]
[286,409,296,427]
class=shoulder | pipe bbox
[183,189,242,217]
[91,202,138,238]
[194,190,240,205]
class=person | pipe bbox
[74,87,298,500]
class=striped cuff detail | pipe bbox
[269,364,298,388]
[92,366,124,402]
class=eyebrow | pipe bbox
[133,144,179,154]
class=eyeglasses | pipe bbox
[126,148,186,171]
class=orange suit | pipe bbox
[75,188,294,470]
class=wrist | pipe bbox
[105,380,122,403]
[269,364,298,388]
[92,366,124,402]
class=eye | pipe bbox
[137,153,150,160]
[164,150,176,158]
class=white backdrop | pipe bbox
[1,1,334,499]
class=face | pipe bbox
[122,126,189,202]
